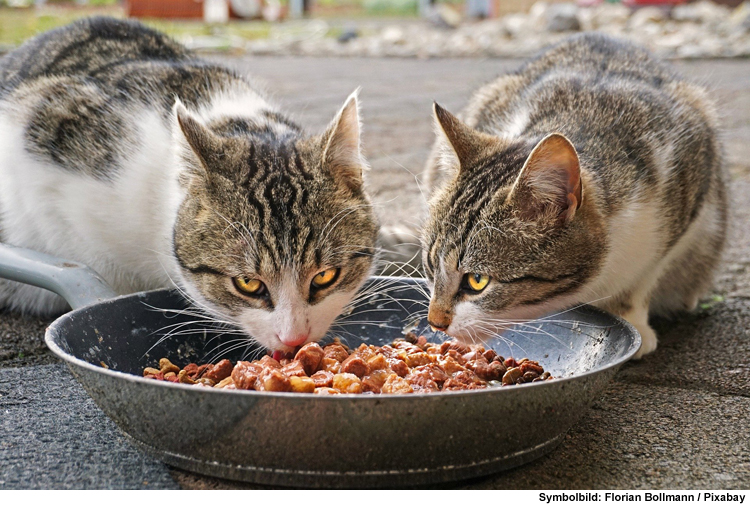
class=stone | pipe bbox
[546,4,582,33]
[381,26,406,45]
[672,0,730,25]
[730,2,750,31]
[427,5,463,29]
[629,6,667,30]
[337,28,359,44]
[503,13,530,38]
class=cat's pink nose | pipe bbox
[278,333,309,348]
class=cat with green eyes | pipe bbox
[0,18,379,352]
[421,34,727,359]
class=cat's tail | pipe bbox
[376,225,424,277]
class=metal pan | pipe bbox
[0,243,640,488]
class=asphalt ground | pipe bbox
[1,57,748,489]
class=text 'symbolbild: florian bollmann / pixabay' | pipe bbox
[539,492,745,504]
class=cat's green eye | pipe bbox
[311,268,340,289]
[463,273,490,293]
[233,276,266,296]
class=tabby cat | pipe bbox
[0,18,379,352]
[421,34,727,358]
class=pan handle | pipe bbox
[0,243,118,310]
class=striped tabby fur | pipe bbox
[421,34,727,358]
[0,18,379,352]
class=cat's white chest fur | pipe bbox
[0,106,183,312]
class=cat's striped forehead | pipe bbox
[173,122,377,301]
[424,141,532,275]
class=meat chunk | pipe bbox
[332,373,363,394]
[204,359,233,383]
[294,343,325,375]
[340,355,369,378]
[381,373,414,394]
[231,361,262,390]
[311,370,335,388]
[145,338,553,393]
[323,343,349,363]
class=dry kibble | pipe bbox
[519,360,545,375]
[159,358,180,374]
[178,369,196,384]
[502,367,523,386]
[145,338,552,393]
[215,377,234,389]
[195,364,212,379]
[182,363,200,379]
[504,357,518,369]
[473,359,506,381]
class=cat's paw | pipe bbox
[631,322,658,360]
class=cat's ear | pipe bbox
[321,89,368,191]
[509,133,582,224]
[433,102,501,172]
[173,99,223,182]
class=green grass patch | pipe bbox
[699,294,725,310]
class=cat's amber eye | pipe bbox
[311,268,340,289]
[463,273,490,292]
[233,276,266,296]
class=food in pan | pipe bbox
[143,334,553,394]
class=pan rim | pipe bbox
[45,286,641,401]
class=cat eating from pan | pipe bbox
[0,18,379,353]
[421,34,727,359]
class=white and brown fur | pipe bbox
[421,34,727,358]
[0,18,379,352]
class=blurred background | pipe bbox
[1,0,749,59]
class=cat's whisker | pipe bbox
[474,323,532,359]
[211,208,258,254]
[202,335,260,363]
[205,339,258,365]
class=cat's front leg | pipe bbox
[621,302,658,359]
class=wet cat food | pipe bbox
[142,335,553,394]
